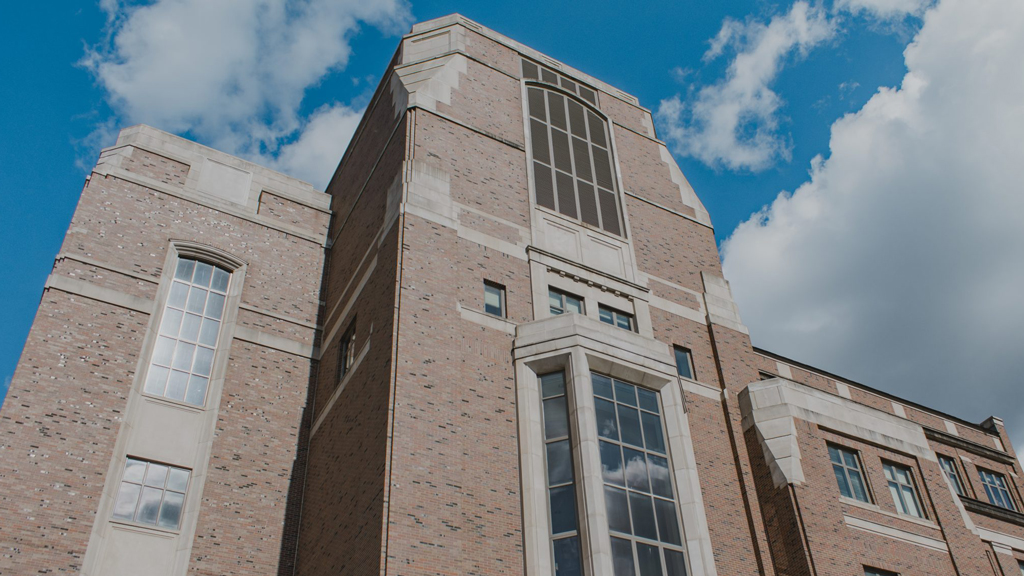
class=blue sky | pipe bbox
[3,0,1023,447]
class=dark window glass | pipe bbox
[673,347,694,380]
[611,537,637,576]
[938,455,965,496]
[829,444,871,503]
[112,458,190,530]
[599,305,635,332]
[549,288,584,316]
[883,462,924,518]
[538,371,583,566]
[637,542,663,576]
[979,469,1016,510]
[484,282,505,317]
[553,536,582,576]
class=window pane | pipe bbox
[174,259,195,281]
[136,487,163,524]
[637,388,659,413]
[167,468,189,492]
[566,296,583,314]
[144,365,169,395]
[629,492,658,541]
[674,347,693,380]
[556,171,577,219]
[828,445,842,465]
[172,342,196,371]
[211,268,230,293]
[611,537,637,576]
[541,372,566,399]
[205,292,226,319]
[605,487,632,534]
[883,464,895,482]
[599,307,614,324]
[165,370,189,401]
[901,486,922,517]
[833,465,852,499]
[158,490,184,529]
[641,412,666,454]
[648,455,673,498]
[592,374,614,399]
[551,130,572,172]
[889,484,904,514]
[528,87,546,119]
[168,281,189,309]
[548,92,567,130]
[484,284,503,316]
[123,458,146,483]
[655,498,682,545]
[553,537,582,576]
[549,485,578,534]
[664,549,687,576]
[842,450,859,469]
[636,542,663,576]
[616,314,632,331]
[567,100,587,139]
[547,440,574,486]
[601,441,626,486]
[180,313,202,342]
[535,163,556,209]
[153,336,176,366]
[618,405,644,447]
[543,397,569,439]
[186,287,208,314]
[615,381,637,406]
[193,262,213,287]
[185,375,209,406]
[587,111,606,147]
[192,346,214,377]
[112,482,142,520]
[145,464,169,487]
[549,291,564,314]
[595,398,619,440]
[849,470,869,502]
[198,319,220,347]
[623,448,650,492]
[160,308,184,336]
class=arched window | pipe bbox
[526,84,623,236]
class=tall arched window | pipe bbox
[526,84,623,236]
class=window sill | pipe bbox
[139,392,206,413]
[109,518,181,537]
[959,496,1024,527]
[839,496,938,530]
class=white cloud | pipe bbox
[263,103,363,188]
[721,0,1024,439]
[656,2,835,171]
[836,0,932,18]
[83,0,411,188]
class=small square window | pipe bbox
[338,319,356,384]
[598,305,634,332]
[673,346,694,380]
[484,282,506,317]
[883,462,925,518]
[828,444,871,503]
[979,468,1016,511]
[938,455,966,497]
[549,288,584,316]
[112,457,190,530]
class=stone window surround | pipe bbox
[514,313,718,576]
[81,240,247,576]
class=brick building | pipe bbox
[2,13,1024,576]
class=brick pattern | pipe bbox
[258,191,330,237]
[121,148,190,187]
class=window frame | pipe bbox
[598,304,635,332]
[672,346,694,381]
[882,461,926,518]
[338,318,357,385]
[484,281,507,318]
[978,468,1017,511]
[549,287,585,317]
[864,567,899,576]
[828,443,872,503]
[938,454,966,497]
[110,456,191,532]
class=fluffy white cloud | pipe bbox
[656,2,835,171]
[83,0,411,188]
[721,0,1024,440]
[836,0,932,18]
[264,103,363,188]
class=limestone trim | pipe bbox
[623,191,712,231]
[44,274,154,314]
[233,326,315,358]
[842,514,950,552]
[701,273,747,335]
[238,303,319,331]
[976,526,1024,553]
[457,301,517,334]
[840,496,941,530]
[924,426,1016,465]
[320,256,378,355]
[55,252,160,284]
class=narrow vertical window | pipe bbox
[673,347,693,380]
[938,455,965,496]
[829,445,871,503]
[883,462,924,518]
[979,469,1016,510]
[598,305,635,332]
[112,457,190,529]
[144,258,229,406]
[338,319,356,384]
[549,288,584,316]
[592,373,687,576]
[484,282,506,317]
[539,371,582,576]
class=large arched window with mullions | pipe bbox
[526,85,623,236]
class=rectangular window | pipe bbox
[599,305,635,332]
[673,347,694,380]
[1018,560,1024,575]
[144,258,229,406]
[539,371,582,576]
[883,462,925,518]
[484,282,506,317]
[864,568,899,576]
[829,444,871,503]
[112,457,190,530]
[938,455,966,496]
[979,468,1016,510]
[592,373,687,576]
[338,319,356,384]
[549,288,584,316]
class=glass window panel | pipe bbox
[541,372,566,399]
[673,347,693,380]
[889,484,904,513]
[611,537,637,576]
[654,499,682,545]
[179,313,202,342]
[192,262,213,287]
[600,441,625,486]
[849,470,869,503]
[174,259,195,281]
[599,307,614,324]
[547,440,574,486]
[578,182,600,227]
[598,188,621,235]
[153,336,176,366]
[637,388,659,413]
[902,486,922,517]
[595,398,620,440]
[641,412,667,454]
[112,482,141,520]
[615,381,637,406]
[623,447,650,492]
[553,536,582,576]
[171,342,196,371]
[544,397,569,439]
[168,282,189,309]
[629,492,658,541]
[205,292,226,319]
[145,463,168,487]
[136,487,163,524]
[648,455,673,498]
[593,144,614,189]
[616,314,632,331]
[185,375,209,406]
[158,490,184,529]
[567,100,587,138]
[192,346,214,377]
[167,468,189,492]
[828,445,842,464]
[198,319,220,347]
[664,550,687,576]
[842,450,859,469]
[549,485,578,535]
[535,163,556,209]
[618,405,644,447]
[555,170,577,219]
[186,287,207,314]
[522,60,539,80]
[165,370,189,401]
[484,284,503,316]
[883,465,895,482]
[123,458,146,483]
[144,365,169,395]
[560,76,577,93]
[636,543,663,576]
[541,68,558,85]
[833,465,852,498]
[587,111,607,147]
[211,268,229,293]
[528,87,546,119]
[572,137,592,181]
[592,374,614,399]
[548,92,567,130]
[605,486,632,534]
[160,308,184,336]
[531,119,551,164]
[566,295,583,314]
